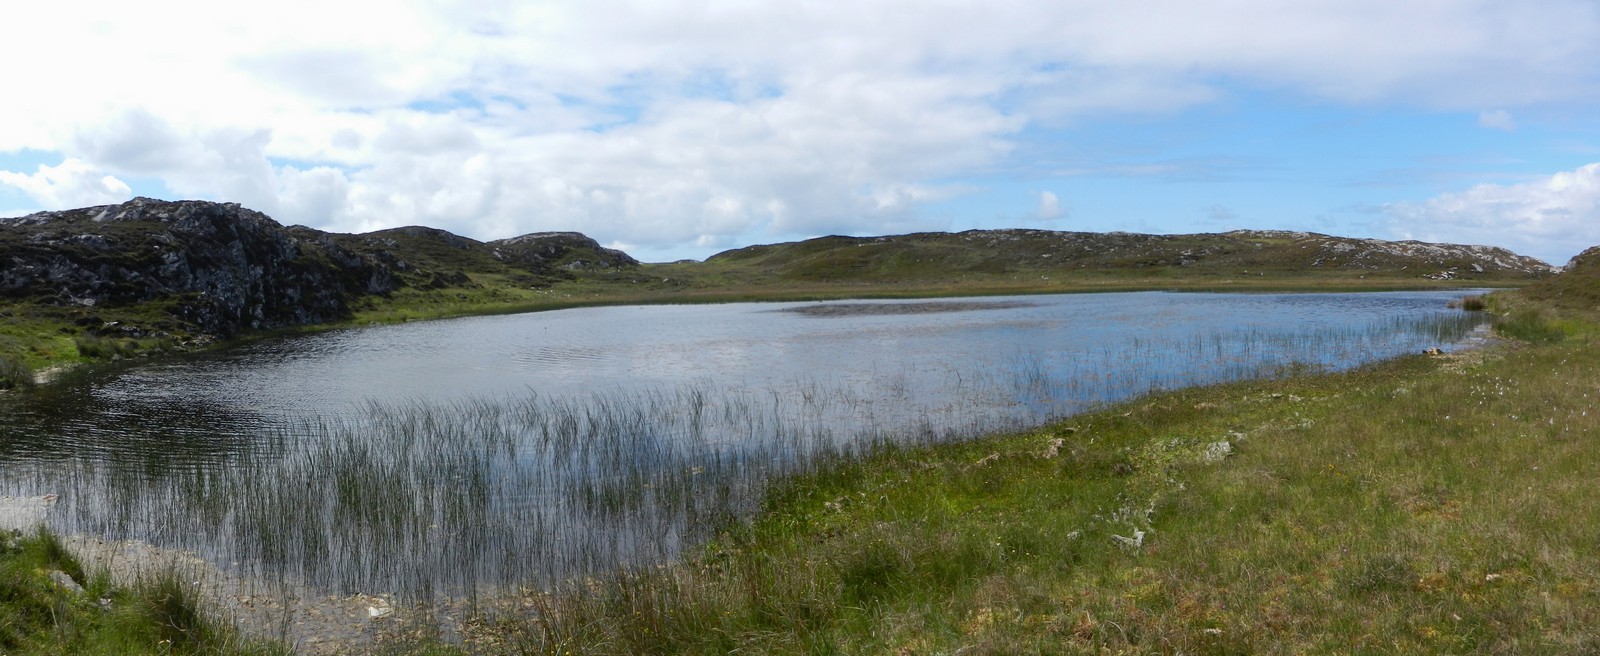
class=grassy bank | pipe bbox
[345,267,1514,325]
[417,304,1599,654]
[0,528,284,655]
[4,281,1582,654]
[12,302,1591,654]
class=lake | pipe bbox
[0,290,1487,600]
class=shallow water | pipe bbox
[0,290,1487,598]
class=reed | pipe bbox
[488,314,1600,654]
[5,302,1488,647]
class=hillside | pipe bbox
[0,198,634,333]
[0,198,1563,387]
[701,229,1555,284]
[1514,245,1600,312]
[0,198,636,385]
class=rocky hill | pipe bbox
[0,198,1561,361]
[0,198,635,338]
[705,229,1556,283]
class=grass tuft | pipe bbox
[138,570,219,654]
[1494,307,1567,343]
[0,529,287,655]
[0,351,32,389]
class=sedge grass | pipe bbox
[470,312,1600,654]
[0,295,1496,652]
[16,310,1482,606]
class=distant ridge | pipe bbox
[705,228,1555,283]
[0,198,1560,348]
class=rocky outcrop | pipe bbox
[1229,231,1558,279]
[1563,245,1600,274]
[1,198,397,336]
[0,198,635,338]
[490,232,639,270]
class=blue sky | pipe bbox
[3,1,1600,265]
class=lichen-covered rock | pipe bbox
[490,231,639,270]
[1,198,638,340]
[1,198,397,336]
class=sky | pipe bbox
[3,1,1599,266]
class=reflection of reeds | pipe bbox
[16,308,1485,612]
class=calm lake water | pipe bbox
[0,290,1487,598]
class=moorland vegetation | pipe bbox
[1,198,1594,653]
[0,199,1557,388]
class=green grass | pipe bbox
[71,334,176,360]
[0,298,205,387]
[0,224,1581,652]
[0,528,286,655]
[695,230,1550,289]
[31,309,1479,613]
[436,299,1600,654]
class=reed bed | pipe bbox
[4,307,1484,632]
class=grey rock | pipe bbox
[49,569,84,594]
[1,198,399,337]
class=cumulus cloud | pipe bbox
[1034,191,1065,222]
[1385,163,1600,266]
[0,159,132,209]
[2,1,1600,258]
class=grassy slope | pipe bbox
[1517,245,1600,312]
[0,529,284,656]
[454,288,1599,652]
[695,230,1546,286]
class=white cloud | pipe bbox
[2,1,1599,258]
[1478,109,1517,131]
[0,159,132,209]
[1034,191,1065,222]
[275,166,353,228]
[1385,163,1600,266]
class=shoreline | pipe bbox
[1,319,1514,653]
[10,282,1503,389]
